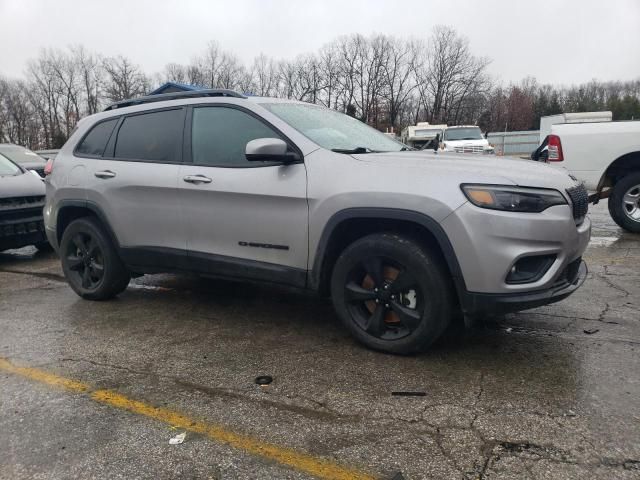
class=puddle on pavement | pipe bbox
[128,283,174,292]
[589,236,620,247]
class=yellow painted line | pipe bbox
[0,357,375,480]
[0,358,89,393]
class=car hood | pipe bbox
[353,151,579,191]
[18,159,46,171]
[0,171,46,199]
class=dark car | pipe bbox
[0,153,50,252]
[0,144,47,177]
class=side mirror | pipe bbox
[245,138,298,163]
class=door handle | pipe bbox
[183,175,212,184]
[94,170,116,179]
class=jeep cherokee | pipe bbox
[44,89,591,354]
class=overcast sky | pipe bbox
[1,0,638,86]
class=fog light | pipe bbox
[506,254,556,284]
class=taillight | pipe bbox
[44,158,54,175]
[547,135,563,162]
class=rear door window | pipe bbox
[75,118,118,157]
[115,109,184,162]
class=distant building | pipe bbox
[148,82,204,95]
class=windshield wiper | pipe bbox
[331,147,377,154]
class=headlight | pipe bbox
[483,146,495,155]
[461,184,567,213]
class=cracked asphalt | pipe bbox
[1,202,639,479]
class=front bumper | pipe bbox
[441,202,591,294]
[460,259,587,315]
[0,215,47,251]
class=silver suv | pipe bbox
[45,89,591,354]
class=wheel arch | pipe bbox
[56,200,121,250]
[309,208,466,300]
[597,151,640,192]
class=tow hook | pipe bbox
[588,189,610,205]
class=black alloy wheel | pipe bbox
[344,256,423,341]
[331,233,453,354]
[60,217,130,300]
[65,232,105,290]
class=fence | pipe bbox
[487,130,540,157]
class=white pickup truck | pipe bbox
[533,120,640,232]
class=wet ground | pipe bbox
[1,202,639,480]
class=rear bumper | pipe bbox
[460,259,587,315]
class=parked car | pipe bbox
[532,120,640,232]
[45,89,590,354]
[441,126,494,154]
[35,149,60,161]
[0,144,47,177]
[0,153,50,252]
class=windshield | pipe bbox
[0,153,22,176]
[0,146,46,165]
[443,127,483,141]
[261,103,407,152]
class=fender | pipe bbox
[309,207,467,296]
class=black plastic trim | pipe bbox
[309,208,466,295]
[104,89,246,111]
[461,260,587,315]
[505,254,556,285]
[120,246,307,288]
[54,200,121,251]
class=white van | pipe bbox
[441,126,494,154]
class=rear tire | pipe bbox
[608,172,640,233]
[60,217,130,300]
[330,233,453,354]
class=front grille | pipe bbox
[566,184,588,224]
[0,195,45,211]
[0,196,46,238]
[454,145,484,154]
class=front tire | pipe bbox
[609,172,640,233]
[60,217,130,300]
[330,233,453,354]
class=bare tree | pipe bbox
[163,62,188,84]
[72,46,103,115]
[317,43,341,108]
[250,53,278,96]
[380,36,417,128]
[102,55,149,102]
[414,26,491,125]
[4,26,640,151]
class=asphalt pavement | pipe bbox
[1,202,639,479]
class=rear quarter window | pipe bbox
[75,118,118,157]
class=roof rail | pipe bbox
[104,89,247,111]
